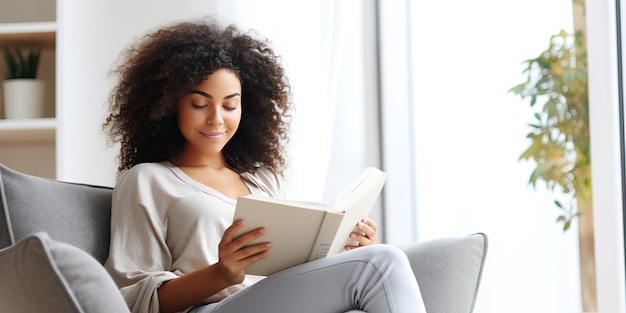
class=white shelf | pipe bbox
[0,21,56,48]
[0,2,57,179]
[0,118,56,142]
[0,22,57,143]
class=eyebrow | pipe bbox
[190,90,241,100]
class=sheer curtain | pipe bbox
[216,1,374,205]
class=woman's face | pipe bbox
[177,68,242,161]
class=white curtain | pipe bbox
[216,1,371,204]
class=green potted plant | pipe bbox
[2,47,44,119]
[509,0,596,310]
[509,28,596,312]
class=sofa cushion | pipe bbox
[0,232,129,312]
[399,232,488,313]
[0,164,113,264]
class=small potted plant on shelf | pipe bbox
[2,47,44,119]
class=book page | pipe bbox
[334,167,386,210]
[327,169,388,256]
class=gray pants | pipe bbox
[191,244,425,313]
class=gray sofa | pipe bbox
[0,163,488,313]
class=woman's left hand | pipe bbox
[345,217,378,251]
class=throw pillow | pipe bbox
[0,232,129,312]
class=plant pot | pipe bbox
[2,79,45,119]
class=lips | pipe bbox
[200,131,225,140]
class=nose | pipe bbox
[207,109,224,126]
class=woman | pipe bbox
[103,17,425,313]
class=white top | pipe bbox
[104,161,283,313]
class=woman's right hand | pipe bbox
[157,219,270,312]
[216,219,271,284]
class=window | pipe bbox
[585,0,626,311]
[380,0,608,311]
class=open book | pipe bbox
[233,167,388,276]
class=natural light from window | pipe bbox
[410,0,582,312]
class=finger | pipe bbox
[240,242,272,262]
[349,231,372,246]
[221,221,267,255]
[362,217,378,232]
[222,219,245,244]
[344,244,359,251]
[228,227,267,253]
[217,242,272,284]
[225,241,272,263]
[357,221,375,239]
[219,235,271,264]
[222,242,272,277]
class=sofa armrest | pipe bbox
[399,233,488,313]
[0,164,113,264]
[0,232,129,313]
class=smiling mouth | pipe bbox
[200,131,225,139]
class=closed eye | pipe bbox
[192,103,208,109]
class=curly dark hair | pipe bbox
[103,17,292,176]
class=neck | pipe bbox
[170,154,228,169]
